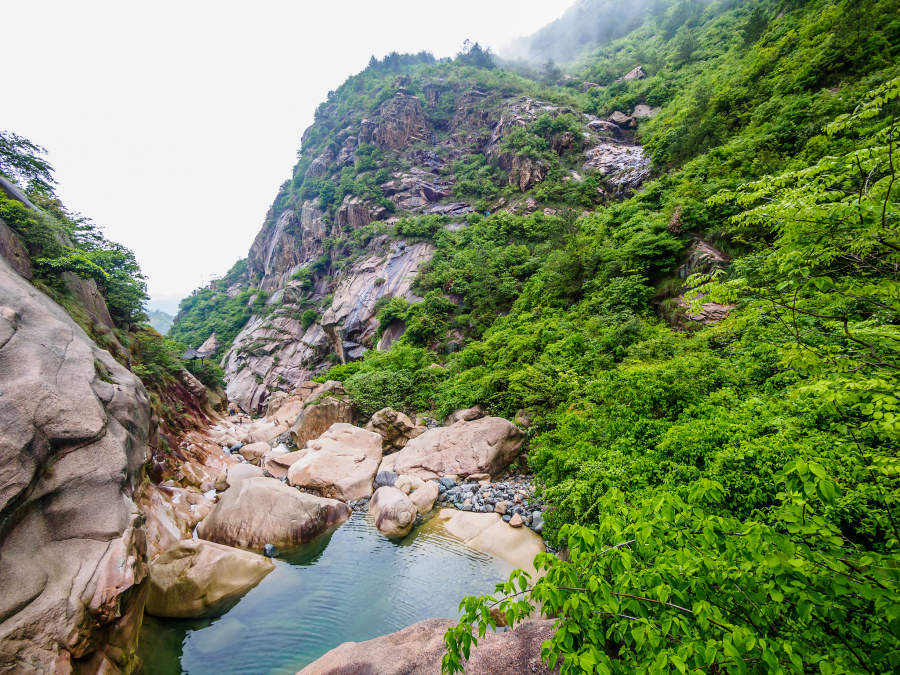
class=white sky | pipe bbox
[2,0,571,310]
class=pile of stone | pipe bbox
[438,475,546,534]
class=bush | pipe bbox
[301,308,318,329]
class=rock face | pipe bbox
[197,477,350,550]
[287,423,383,501]
[365,407,427,453]
[369,486,418,538]
[0,217,32,280]
[296,617,559,675]
[392,417,525,480]
[359,93,430,150]
[321,241,433,361]
[145,539,274,618]
[0,254,152,673]
[582,143,650,191]
[290,392,357,448]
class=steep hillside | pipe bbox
[169,0,900,671]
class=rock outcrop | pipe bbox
[436,509,546,577]
[198,477,350,550]
[287,423,383,501]
[369,486,417,538]
[392,417,525,480]
[0,254,151,673]
[145,539,274,618]
[290,390,357,448]
[296,617,559,675]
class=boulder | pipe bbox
[607,111,636,129]
[443,404,485,426]
[265,449,308,479]
[515,409,533,428]
[393,474,425,495]
[410,481,440,514]
[631,104,661,119]
[296,617,559,675]
[238,441,270,464]
[374,470,398,488]
[287,423,383,501]
[369,486,417,538]
[392,417,525,480]
[377,452,398,475]
[0,254,152,672]
[365,408,427,453]
[198,477,350,550]
[290,395,357,448]
[226,463,264,487]
[146,539,274,618]
[244,421,285,444]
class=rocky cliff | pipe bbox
[212,73,653,413]
[0,253,150,673]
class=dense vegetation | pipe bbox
[278,0,900,672]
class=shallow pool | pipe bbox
[137,511,514,675]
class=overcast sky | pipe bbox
[2,0,571,312]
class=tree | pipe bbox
[0,131,57,196]
[742,7,768,47]
[456,40,496,70]
[542,58,562,85]
[676,27,698,63]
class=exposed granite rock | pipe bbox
[0,254,151,673]
[197,477,350,550]
[0,216,32,280]
[359,94,430,151]
[392,417,525,480]
[582,143,650,190]
[365,408,427,453]
[296,617,559,675]
[146,539,274,619]
[369,486,417,538]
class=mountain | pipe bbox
[171,0,900,670]
[147,308,174,334]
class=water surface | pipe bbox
[138,512,513,675]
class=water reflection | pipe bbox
[137,511,513,675]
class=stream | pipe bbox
[137,511,514,675]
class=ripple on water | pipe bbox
[138,511,514,675]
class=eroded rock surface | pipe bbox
[146,539,274,619]
[365,407,427,453]
[0,255,151,673]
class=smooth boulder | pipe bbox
[198,477,350,550]
[409,481,439,514]
[392,417,524,480]
[226,463,264,487]
[238,441,270,464]
[436,509,545,577]
[369,486,417,538]
[296,617,559,675]
[287,423,382,501]
[290,393,357,448]
[146,539,274,618]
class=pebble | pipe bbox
[509,513,523,528]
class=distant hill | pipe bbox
[147,309,174,335]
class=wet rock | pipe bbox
[146,540,274,619]
[263,543,278,558]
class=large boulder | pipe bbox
[238,441,270,464]
[391,417,525,480]
[197,477,350,550]
[287,424,383,501]
[296,617,559,675]
[369,486,417,538]
[146,539,274,618]
[365,407,427,453]
[265,449,307,479]
[0,254,151,672]
[290,395,357,448]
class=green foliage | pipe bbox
[301,308,318,329]
[168,287,255,359]
[395,215,446,239]
[0,130,56,195]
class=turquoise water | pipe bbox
[137,511,514,675]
